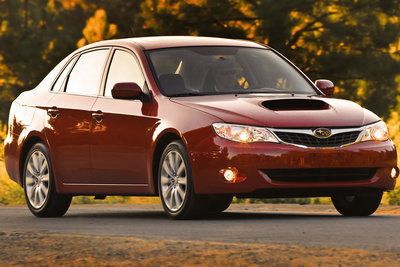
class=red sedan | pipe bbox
[4,36,398,219]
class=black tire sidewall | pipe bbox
[331,190,383,216]
[207,195,233,213]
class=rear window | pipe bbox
[51,56,78,92]
[65,49,109,96]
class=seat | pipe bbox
[202,70,218,93]
[159,74,186,95]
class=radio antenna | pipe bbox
[128,25,135,37]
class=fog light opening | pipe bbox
[224,169,236,182]
[391,167,399,179]
[220,167,246,183]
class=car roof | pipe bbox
[82,36,267,51]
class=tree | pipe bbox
[77,9,117,47]
[136,0,248,38]
[84,0,143,38]
[247,0,400,118]
[128,0,400,117]
[0,0,399,121]
[0,0,87,121]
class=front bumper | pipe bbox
[189,134,397,195]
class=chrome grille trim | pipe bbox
[268,126,366,149]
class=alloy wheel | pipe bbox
[160,150,188,212]
[25,151,50,209]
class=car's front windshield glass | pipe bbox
[146,46,317,97]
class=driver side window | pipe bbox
[104,50,145,97]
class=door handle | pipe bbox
[47,107,60,118]
[92,110,105,122]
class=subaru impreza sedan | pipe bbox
[4,36,398,219]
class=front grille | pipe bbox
[273,131,361,148]
[263,168,377,183]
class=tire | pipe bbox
[331,189,383,216]
[23,143,72,217]
[158,140,207,219]
[207,195,233,213]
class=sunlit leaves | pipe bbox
[77,9,117,47]
[0,0,399,122]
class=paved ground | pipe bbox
[1,203,400,252]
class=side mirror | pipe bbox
[111,82,142,100]
[315,79,334,97]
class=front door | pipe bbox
[90,49,158,185]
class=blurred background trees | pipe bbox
[0,0,399,122]
[0,0,399,142]
[0,0,399,204]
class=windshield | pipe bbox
[146,47,317,97]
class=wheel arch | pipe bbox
[19,135,45,186]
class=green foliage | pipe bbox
[0,0,87,122]
[0,0,399,120]
[84,0,143,38]
[248,0,400,118]
[136,0,248,38]
[387,188,400,205]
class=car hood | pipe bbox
[170,94,380,128]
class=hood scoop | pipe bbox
[262,99,330,111]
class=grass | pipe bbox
[0,162,25,205]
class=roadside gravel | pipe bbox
[1,232,399,267]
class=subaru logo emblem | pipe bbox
[313,128,331,139]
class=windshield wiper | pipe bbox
[168,92,205,97]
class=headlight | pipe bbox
[212,123,279,143]
[360,121,389,142]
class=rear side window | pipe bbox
[104,50,145,97]
[65,49,109,96]
[52,56,78,92]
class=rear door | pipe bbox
[45,48,110,184]
[90,48,158,185]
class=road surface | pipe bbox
[1,203,399,252]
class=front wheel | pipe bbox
[207,195,233,213]
[23,143,72,217]
[331,189,383,216]
[158,140,207,219]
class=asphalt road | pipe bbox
[1,204,399,252]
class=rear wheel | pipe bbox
[331,189,383,216]
[23,143,72,217]
[158,140,207,219]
